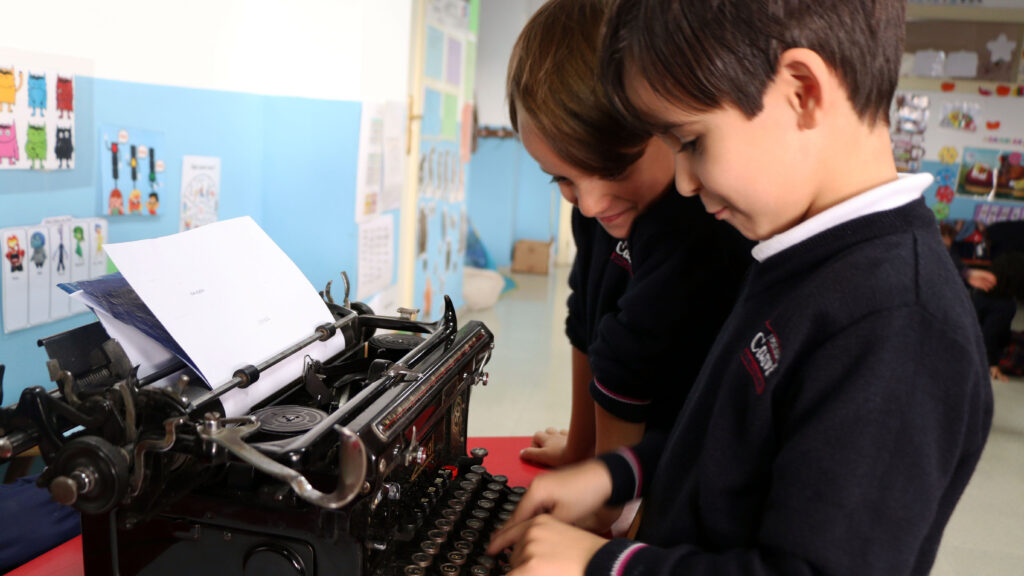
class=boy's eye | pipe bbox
[549,175,569,185]
[676,136,699,154]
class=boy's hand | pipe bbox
[966,269,997,291]
[487,459,613,554]
[497,515,607,576]
[521,427,577,467]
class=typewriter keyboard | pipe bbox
[387,464,523,576]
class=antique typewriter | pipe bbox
[0,283,519,576]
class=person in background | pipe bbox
[507,0,751,487]
[941,222,1023,381]
[488,1,993,574]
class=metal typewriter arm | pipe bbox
[196,414,367,510]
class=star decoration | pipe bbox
[987,33,1017,65]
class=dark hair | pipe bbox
[601,0,906,129]
[992,252,1024,302]
[507,0,650,177]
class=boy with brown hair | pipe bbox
[488,1,993,574]
[506,0,751,476]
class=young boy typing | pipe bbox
[488,1,993,575]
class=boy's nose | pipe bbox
[674,160,701,197]
[575,181,614,218]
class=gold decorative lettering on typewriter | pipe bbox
[0,292,523,575]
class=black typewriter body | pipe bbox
[0,293,514,576]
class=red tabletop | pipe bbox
[9,436,543,576]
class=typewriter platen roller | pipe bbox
[0,287,520,575]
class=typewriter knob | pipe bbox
[243,544,306,576]
[48,436,130,514]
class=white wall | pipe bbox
[474,0,545,127]
[2,0,411,102]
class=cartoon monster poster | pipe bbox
[0,48,83,171]
[98,125,166,217]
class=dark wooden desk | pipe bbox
[9,436,542,576]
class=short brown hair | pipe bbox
[507,0,650,178]
[601,0,906,128]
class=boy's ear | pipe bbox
[777,48,830,130]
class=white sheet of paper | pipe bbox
[945,51,979,78]
[103,216,347,416]
[912,50,946,78]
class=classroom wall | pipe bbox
[0,0,412,401]
[465,0,559,268]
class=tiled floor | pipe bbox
[464,265,1024,575]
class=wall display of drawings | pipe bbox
[905,20,1022,83]
[413,0,478,320]
[2,217,108,333]
[98,125,166,217]
[893,88,1024,222]
[0,49,83,171]
[180,155,221,231]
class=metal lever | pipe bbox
[196,414,367,510]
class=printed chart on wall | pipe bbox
[2,217,108,333]
[414,0,478,320]
[0,48,90,171]
[355,102,407,223]
[99,125,166,217]
[180,156,221,231]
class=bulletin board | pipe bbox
[897,4,1024,223]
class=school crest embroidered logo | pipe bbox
[611,240,632,274]
[740,322,781,394]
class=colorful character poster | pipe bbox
[180,155,221,231]
[0,48,86,171]
[98,126,166,217]
[957,146,1024,202]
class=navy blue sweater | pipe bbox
[593,199,993,575]
[566,190,752,431]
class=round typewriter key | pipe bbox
[439,562,461,575]
[465,518,485,531]
[441,507,461,521]
[464,471,483,482]
[420,540,441,555]
[411,552,434,567]
[476,499,495,511]
[470,565,490,576]
[481,490,500,501]
[459,528,479,542]
[470,508,491,521]
[485,482,503,493]
[452,540,473,554]
[501,502,516,513]
[427,529,448,543]
[469,465,486,475]
[458,480,476,492]
[447,498,466,511]
[510,486,527,496]
[435,518,455,532]
[404,566,426,576]
[475,555,496,569]
[491,475,508,485]
[426,486,440,501]
[447,550,468,565]
[505,493,521,504]
[497,510,513,522]
[453,489,471,501]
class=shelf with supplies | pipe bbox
[900,4,1024,96]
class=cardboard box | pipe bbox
[511,239,553,274]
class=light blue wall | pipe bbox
[0,77,369,402]
[465,137,558,268]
